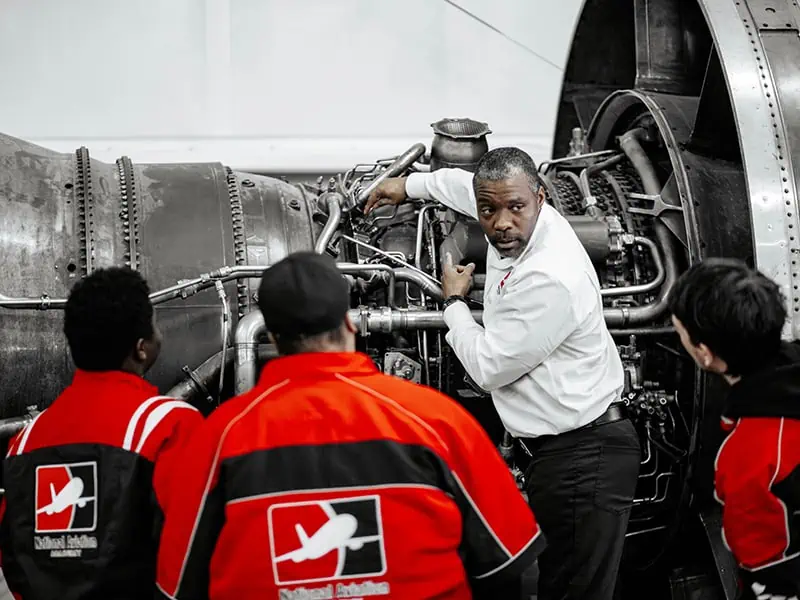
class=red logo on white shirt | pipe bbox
[497,271,512,295]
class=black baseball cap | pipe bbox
[257,251,350,337]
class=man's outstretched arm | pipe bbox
[405,169,479,220]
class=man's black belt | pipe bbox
[519,402,627,454]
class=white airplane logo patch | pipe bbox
[34,461,98,533]
[268,494,387,586]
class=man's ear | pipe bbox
[537,186,546,207]
[134,338,148,363]
[344,313,357,335]
[267,332,277,346]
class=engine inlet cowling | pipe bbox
[429,117,491,172]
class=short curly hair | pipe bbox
[667,258,786,377]
[472,147,543,196]
[64,267,155,371]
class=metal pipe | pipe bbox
[578,154,625,217]
[169,344,278,402]
[314,191,344,254]
[415,204,438,270]
[601,236,665,297]
[538,149,618,174]
[394,268,443,300]
[609,326,676,336]
[0,414,35,440]
[349,307,484,332]
[339,234,440,285]
[214,281,232,400]
[234,310,268,395]
[0,261,440,311]
[603,129,680,327]
[355,143,427,208]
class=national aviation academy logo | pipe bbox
[34,461,99,559]
[268,494,387,588]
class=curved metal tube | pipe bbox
[355,143,427,208]
[169,344,278,402]
[234,310,268,395]
[394,268,444,300]
[601,236,665,297]
[602,129,679,327]
[579,153,624,217]
[314,192,343,254]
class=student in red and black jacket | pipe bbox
[0,267,203,600]
[669,258,800,600]
[156,252,543,600]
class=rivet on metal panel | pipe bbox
[735,2,800,335]
[225,166,249,319]
[116,156,140,270]
[74,147,95,275]
[745,0,799,30]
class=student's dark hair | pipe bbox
[472,147,543,196]
[271,326,347,356]
[64,267,155,371]
[667,258,786,377]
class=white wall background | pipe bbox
[0,0,583,173]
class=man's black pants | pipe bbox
[524,418,641,600]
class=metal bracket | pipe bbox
[745,0,799,31]
[626,193,685,218]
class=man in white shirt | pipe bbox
[365,147,641,600]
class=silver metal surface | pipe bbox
[355,143,426,206]
[601,236,665,297]
[233,310,265,395]
[314,192,343,254]
[701,0,800,339]
[626,193,685,218]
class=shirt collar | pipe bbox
[489,202,554,270]
[70,368,157,395]
[258,351,378,386]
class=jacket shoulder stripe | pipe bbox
[134,400,199,454]
[771,418,791,560]
[123,395,176,451]
[333,374,450,454]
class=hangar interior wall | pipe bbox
[0,0,582,174]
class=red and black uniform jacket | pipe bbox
[156,352,544,600]
[0,370,202,600]
[716,341,800,598]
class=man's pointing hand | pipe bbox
[442,252,475,298]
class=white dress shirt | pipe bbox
[406,168,625,438]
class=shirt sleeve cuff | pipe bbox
[443,300,475,329]
[405,173,430,200]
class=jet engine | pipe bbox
[1,0,798,596]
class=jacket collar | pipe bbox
[258,352,378,386]
[71,368,157,394]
